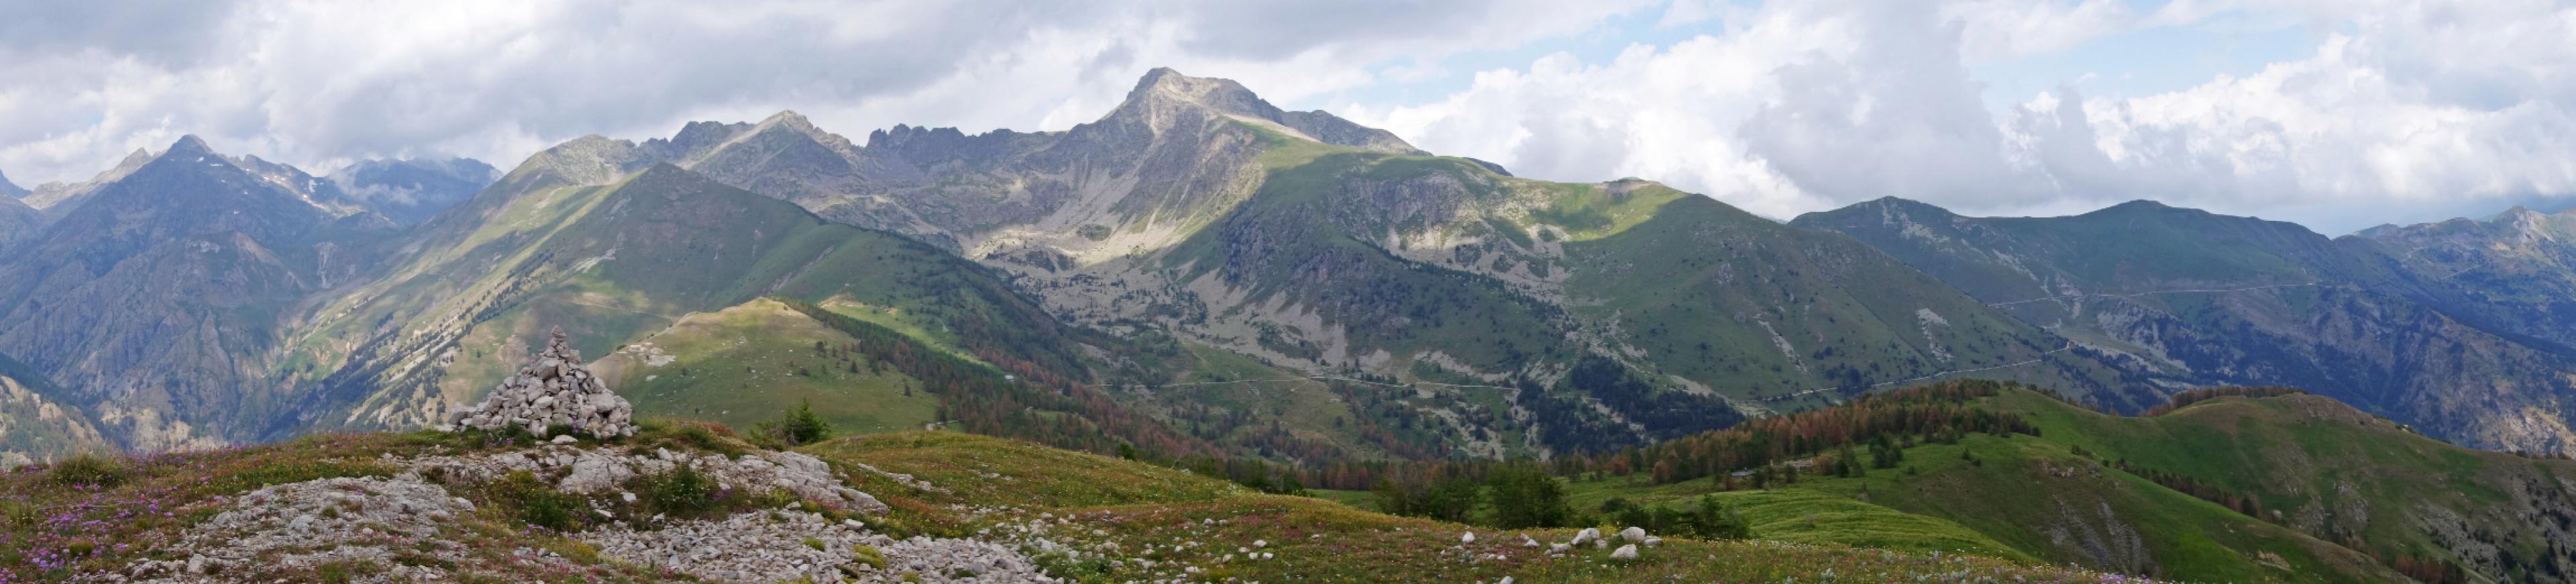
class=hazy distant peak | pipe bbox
[2098,199,2174,213]
[0,168,25,199]
[2495,205,2542,222]
[759,109,817,132]
[164,134,217,158]
[326,156,497,225]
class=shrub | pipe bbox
[849,544,886,569]
[49,453,126,488]
[1596,495,1753,540]
[1370,469,1481,523]
[495,471,578,532]
[1,499,36,527]
[641,465,718,516]
[754,399,834,448]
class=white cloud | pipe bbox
[9,0,2574,232]
[2015,0,2576,230]
[1941,0,2134,59]
[0,0,1655,186]
[1349,0,2576,232]
[1348,0,2021,220]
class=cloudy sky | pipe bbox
[4,0,2571,234]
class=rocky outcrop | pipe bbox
[123,475,504,583]
[445,328,636,438]
[400,444,887,514]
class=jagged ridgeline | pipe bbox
[12,66,2569,468]
[195,68,2141,463]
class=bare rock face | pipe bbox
[446,328,635,438]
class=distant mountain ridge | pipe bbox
[326,156,498,226]
[1794,197,2576,452]
[0,136,398,450]
[0,168,25,199]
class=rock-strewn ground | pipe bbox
[108,442,1038,583]
[120,476,583,583]
[581,507,1052,583]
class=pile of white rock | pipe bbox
[446,327,636,438]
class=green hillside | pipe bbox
[1998,388,2576,581]
[590,298,939,435]
[270,163,1101,441]
[1540,380,2576,582]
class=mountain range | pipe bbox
[1796,198,2576,452]
[10,68,2576,582]
[1,68,2573,465]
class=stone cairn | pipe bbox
[445,327,637,438]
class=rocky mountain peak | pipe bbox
[164,135,219,160]
[1111,68,1424,154]
[1124,67,1273,118]
[760,109,819,132]
[747,110,862,153]
[516,135,647,186]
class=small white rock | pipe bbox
[1611,544,1639,560]
[1462,531,1477,544]
[1620,526,1646,542]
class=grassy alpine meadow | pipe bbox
[0,402,2303,583]
[1522,381,2576,582]
[594,298,941,435]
